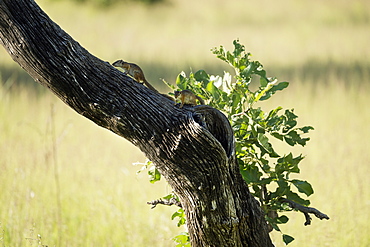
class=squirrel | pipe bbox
[112,60,157,91]
[112,60,174,101]
[174,90,205,108]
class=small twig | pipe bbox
[147,197,182,209]
[279,198,329,226]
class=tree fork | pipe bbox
[0,1,273,246]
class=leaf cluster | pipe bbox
[171,40,314,245]
[142,40,315,245]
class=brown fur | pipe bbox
[174,90,204,108]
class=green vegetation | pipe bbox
[164,40,315,245]
[0,0,369,246]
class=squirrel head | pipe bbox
[112,60,127,68]
[174,90,181,98]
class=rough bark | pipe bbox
[0,1,273,246]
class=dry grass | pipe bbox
[265,81,370,246]
[0,0,369,246]
[0,87,181,246]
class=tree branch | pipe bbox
[279,198,330,226]
[0,1,274,246]
[147,197,182,209]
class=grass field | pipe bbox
[0,0,369,246]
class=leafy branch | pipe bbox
[140,39,328,245]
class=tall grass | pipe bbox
[0,86,181,246]
[1,0,369,87]
[0,0,369,246]
[1,74,368,246]
[265,81,370,246]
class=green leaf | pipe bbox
[298,137,310,146]
[284,135,294,146]
[274,81,289,90]
[240,165,262,183]
[286,191,310,206]
[271,222,280,231]
[240,62,257,80]
[252,184,261,195]
[163,193,176,200]
[277,153,297,174]
[171,211,182,220]
[148,166,161,183]
[260,81,289,101]
[284,130,300,146]
[226,51,234,65]
[284,109,298,129]
[233,39,245,57]
[257,133,271,151]
[173,232,190,246]
[277,215,289,224]
[206,81,220,100]
[271,180,290,198]
[300,126,314,133]
[257,133,280,157]
[284,130,311,147]
[267,106,283,120]
[289,154,303,173]
[265,215,281,232]
[171,208,187,227]
[175,71,187,89]
[231,93,242,114]
[178,217,186,227]
[283,234,295,245]
[194,70,210,84]
[291,180,314,196]
[271,132,284,141]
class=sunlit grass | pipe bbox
[34,0,369,67]
[0,86,181,246]
[0,0,369,246]
[1,77,369,246]
[264,80,370,246]
[1,0,369,85]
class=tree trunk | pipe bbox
[0,1,273,246]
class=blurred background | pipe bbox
[0,0,369,246]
